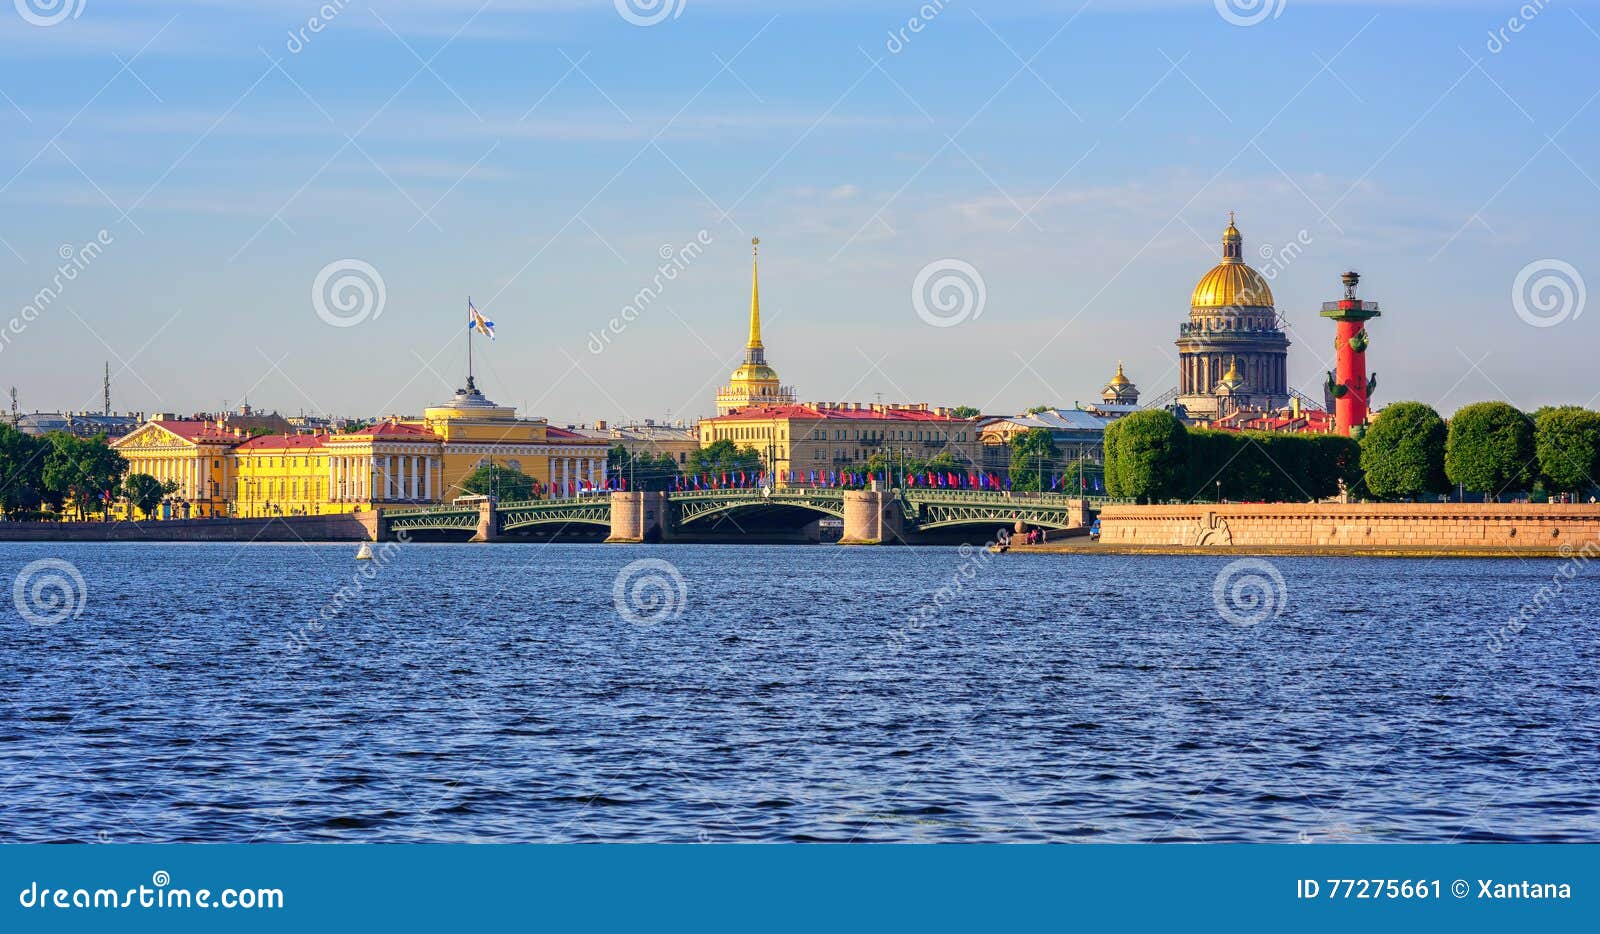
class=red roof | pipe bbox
[704,404,967,423]
[148,420,242,442]
[545,426,591,440]
[1210,408,1338,434]
[235,433,328,451]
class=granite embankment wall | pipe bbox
[0,512,379,543]
[1095,503,1600,554]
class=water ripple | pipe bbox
[1,543,1597,843]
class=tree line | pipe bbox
[0,425,162,520]
[1102,402,1600,504]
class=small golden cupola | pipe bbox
[1214,355,1248,393]
[1102,361,1140,405]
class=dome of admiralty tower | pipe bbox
[1174,214,1291,420]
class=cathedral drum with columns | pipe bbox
[1175,217,1291,421]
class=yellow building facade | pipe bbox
[231,433,334,518]
[111,418,243,518]
[699,402,983,486]
[404,377,610,500]
[111,377,610,517]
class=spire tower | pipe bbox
[715,235,794,416]
[747,236,763,355]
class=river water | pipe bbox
[2,541,1596,843]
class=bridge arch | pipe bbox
[500,513,612,532]
[385,510,479,535]
[674,494,845,527]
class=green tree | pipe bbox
[1102,418,1126,497]
[1306,434,1364,501]
[948,405,981,419]
[1024,404,1054,416]
[1008,427,1061,492]
[460,464,535,501]
[42,433,128,519]
[688,438,763,475]
[1533,406,1600,495]
[0,423,47,518]
[1060,457,1104,495]
[1445,401,1535,499]
[607,445,682,491]
[1360,402,1448,500]
[1103,410,1187,503]
[121,473,178,518]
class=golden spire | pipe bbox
[1223,355,1241,382]
[747,236,763,350]
[1108,360,1130,386]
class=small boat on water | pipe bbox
[355,542,374,560]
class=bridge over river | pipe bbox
[380,487,1102,544]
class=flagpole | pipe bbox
[467,297,474,386]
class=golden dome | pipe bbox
[1191,215,1274,309]
[1192,263,1274,308]
[1107,361,1130,386]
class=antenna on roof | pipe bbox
[103,361,111,416]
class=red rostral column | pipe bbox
[1320,271,1381,436]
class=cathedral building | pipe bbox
[1175,216,1291,420]
[715,237,796,416]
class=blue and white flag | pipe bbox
[468,299,495,341]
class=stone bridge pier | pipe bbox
[840,486,905,545]
[607,491,670,543]
[469,498,499,543]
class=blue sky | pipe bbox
[1,0,1595,424]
